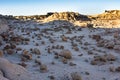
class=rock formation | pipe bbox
[44,12,90,22]
[0,58,33,80]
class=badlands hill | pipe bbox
[13,10,120,28]
[92,10,120,20]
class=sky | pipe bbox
[0,0,120,16]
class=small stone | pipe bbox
[88,51,93,55]
[69,62,76,66]
[48,75,55,80]
[78,54,83,56]
[85,72,90,75]
[51,61,55,65]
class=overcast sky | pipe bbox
[0,0,120,16]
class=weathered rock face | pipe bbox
[44,12,90,22]
[0,19,9,34]
[0,74,9,80]
[14,13,54,21]
[96,10,120,20]
[12,10,120,28]
[90,10,120,28]
[0,58,33,80]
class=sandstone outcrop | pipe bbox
[0,58,33,80]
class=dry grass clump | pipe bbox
[21,50,32,61]
[71,72,82,80]
[60,72,82,80]
[91,54,116,65]
[32,48,41,55]
[59,50,72,59]
[61,35,68,42]
[97,38,118,50]
[72,46,79,51]
[16,47,22,51]
[6,49,15,55]
[109,66,120,72]
[40,64,48,73]
[62,58,68,64]
[3,43,16,55]
[92,34,101,41]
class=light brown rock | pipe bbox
[0,58,33,80]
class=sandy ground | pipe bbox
[0,20,120,80]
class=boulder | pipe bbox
[0,74,9,80]
[0,58,33,80]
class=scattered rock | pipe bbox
[69,62,76,66]
[48,75,55,80]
